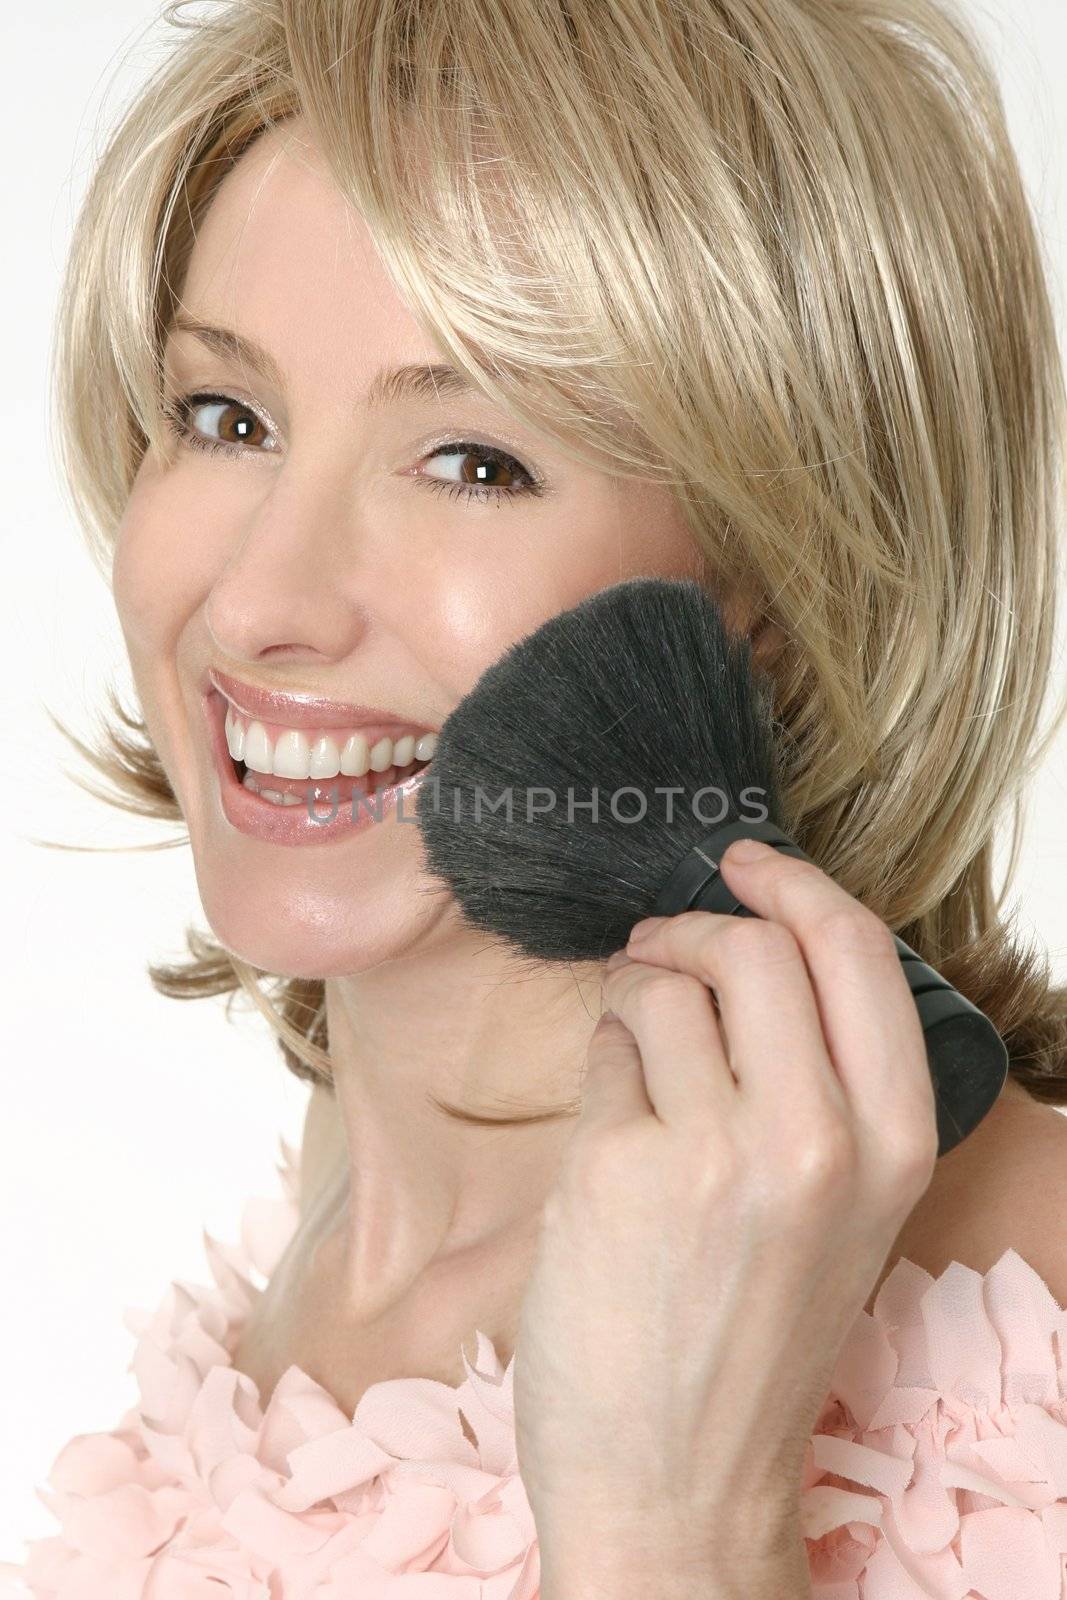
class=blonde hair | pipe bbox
[45,0,1067,1115]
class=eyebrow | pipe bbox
[168,314,488,408]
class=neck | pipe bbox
[316,930,603,1320]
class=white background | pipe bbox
[1,0,1065,1562]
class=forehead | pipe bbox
[172,118,443,382]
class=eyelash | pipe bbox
[159,391,545,506]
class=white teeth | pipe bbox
[223,700,436,779]
[243,720,274,774]
[340,732,370,777]
[242,771,303,804]
[224,706,246,762]
[272,730,311,779]
[369,736,395,772]
[309,734,341,778]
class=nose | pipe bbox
[203,468,373,667]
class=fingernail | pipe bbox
[628,916,666,943]
[726,837,773,863]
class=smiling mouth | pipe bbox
[209,687,437,808]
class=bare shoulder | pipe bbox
[866,1076,1067,1313]
[298,1080,347,1225]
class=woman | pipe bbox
[5,0,1067,1594]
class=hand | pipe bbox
[512,838,939,1587]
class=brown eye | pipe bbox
[415,440,543,506]
[161,391,278,456]
[203,399,270,448]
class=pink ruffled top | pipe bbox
[2,1136,1067,1599]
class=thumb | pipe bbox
[575,1011,653,1134]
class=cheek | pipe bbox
[428,480,701,688]
[112,461,219,658]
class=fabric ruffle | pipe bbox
[802,1249,1067,1598]
[1,1136,1066,1598]
[0,1139,538,1600]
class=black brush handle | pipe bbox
[650,819,1008,1157]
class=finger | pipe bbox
[707,841,933,1158]
[602,950,735,1125]
[623,909,843,1133]
[575,1007,654,1137]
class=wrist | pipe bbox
[540,1573,811,1600]
[537,1531,813,1600]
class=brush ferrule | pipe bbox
[651,820,810,917]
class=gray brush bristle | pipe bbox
[415,577,784,961]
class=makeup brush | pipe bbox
[415,576,1008,1157]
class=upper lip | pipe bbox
[205,668,436,732]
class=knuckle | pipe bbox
[685,1134,743,1203]
[711,918,800,969]
[559,1127,632,1202]
[627,970,704,1024]
[785,1117,858,1198]
[883,1121,940,1194]
[820,902,894,955]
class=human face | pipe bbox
[113,118,704,979]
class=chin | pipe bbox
[195,870,440,979]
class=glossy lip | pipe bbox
[201,687,431,847]
[205,667,437,735]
